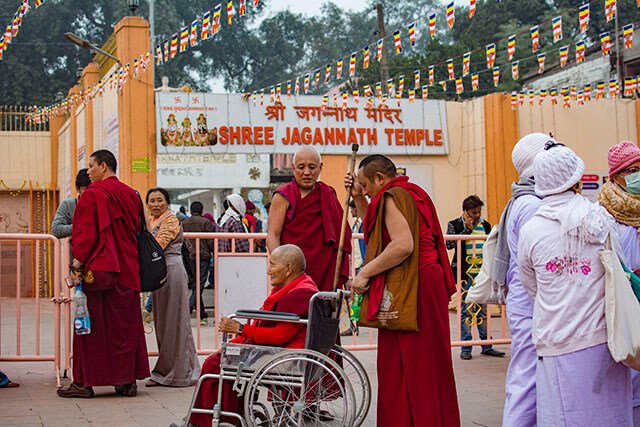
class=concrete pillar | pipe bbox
[113,16,156,195]
[67,85,81,195]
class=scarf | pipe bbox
[491,176,539,285]
[260,273,316,312]
[598,180,640,229]
[537,191,613,280]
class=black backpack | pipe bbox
[137,195,167,292]
[181,242,196,289]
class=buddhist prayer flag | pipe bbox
[253,0,260,6]
[179,26,189,53]
[133,58,139,78]
[512,61,519,80]
[559,45,569,68]
[304,73,310,93]
[336,58,343,79]
[429,65,435,86]
[314,68,321,87]
[463,52,470,76]
[596,81,605,99]
[550,87,558,104]
[537,52,546,74]
[387,78,394,96]
[276,84,282,101]
[471,72,479,91]
[227,0,234,25]
[408,22,416,47]
[486,43,496,69]
[624,24,634,49]
[155,44,163,65]
[447,58,455,80]
[213,4,222,35]
[507,35,516,60]
[422,85,428,101]
[624,76,637,96]
[363,46,370,69]
[376,39,384,62]
[295,78,300,95]
[342,92,348,107]
[170,33,178,58]
[609,79,619,98]
[584,84,591,100]
[394,30,402,54]
[446,2,455,29]
[201,11,211,40]
[414,69,420,89]
[469,0,476,19]
[539,89,547,104]
[439,80,447,91]
[601,32,611,56]
[322,95,328,109]
[579,4,589,34]
[190,20,198,47]
[259,89,264,106]
[350,53,357,78]
[376,81,382,99]
[35,0,44,8]
[353,88,359,103]
[364,84,372,98]
[561,86,570,108]
[286,80,291,98]
[511,92,518,110]
[492,67,500,87]
[570,85,577,100]
[529,90,535,106]
[578,91,585,106]
[552,16,562,43]
[325,64,331,84]
[531,25,539,52]
[429,13,436,39]
[576,41,586,63]
[398,75,405,96]
[163,39,169,62]
[605,0,616,23]
[455,78,463,94]
[409,89,415,102]
[239,0,246,16]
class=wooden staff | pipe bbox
[332,143,360,291]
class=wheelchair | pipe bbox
[177,290,371,427]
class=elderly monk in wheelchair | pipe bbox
[188,244,319,427]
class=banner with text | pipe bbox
[156,93,449,155]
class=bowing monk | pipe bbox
[267,147,351,291]
[346,154,460,426]
[188,244,318,427]
[58,149,150,398]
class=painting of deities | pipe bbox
[160,113,217,146]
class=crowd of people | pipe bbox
[4,135,640,427]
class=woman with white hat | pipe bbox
[518,142,632,425]
[217,194,250,253]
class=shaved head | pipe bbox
[271,244,306,275]
[293,147,322,164]
[358,154,397,181]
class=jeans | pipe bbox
[189,258,210,319]
[461,274,492,353]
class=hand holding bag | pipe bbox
[600,234,640,370]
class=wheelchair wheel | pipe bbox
[329,346,371,426]
[244,349,356,426]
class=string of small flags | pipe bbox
[25,53,153,124]
[248,0,636,108]
[156,0,261,66]
[0,0,43,63]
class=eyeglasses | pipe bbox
[620,166,640,175]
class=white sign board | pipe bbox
[581,172,608,203]
[156,93,449,155]
[217,256,269,318]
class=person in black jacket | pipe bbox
[447,195,504,360]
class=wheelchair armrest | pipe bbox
[233,309,303,323]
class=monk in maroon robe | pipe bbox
[58,149,150,398]
[346,154,460,426]
[188,244,318,427]
[267,147,351,292]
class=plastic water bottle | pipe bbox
[74,285,91,335]
[349,293,363,322]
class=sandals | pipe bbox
[145,379,161,387]
[0,380,19,388]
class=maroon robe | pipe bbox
[71,176,150,387]
[189,274,318,427]
[275,180,351,292]
[364,176,460,426]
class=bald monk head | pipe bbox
[269,244,307,287]
[292,147,323,193]
[357,154,398,198]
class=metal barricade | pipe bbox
[0,233,62,386]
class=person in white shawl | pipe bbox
[217,194,250,252]
[518,142,633,426]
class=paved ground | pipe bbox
[0,296,509,426]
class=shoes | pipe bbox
[481,348,505,357]
[200,319,208,326]
[460,351,472,360]
[145,380,161,387]
[57,383,94,398]
[340,327,359,337]
[114,382,137,397]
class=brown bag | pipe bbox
[358,187,420,331]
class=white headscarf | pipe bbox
[218,194,247,229]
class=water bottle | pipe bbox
[349,293,363,323]
[74,285,91,335]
